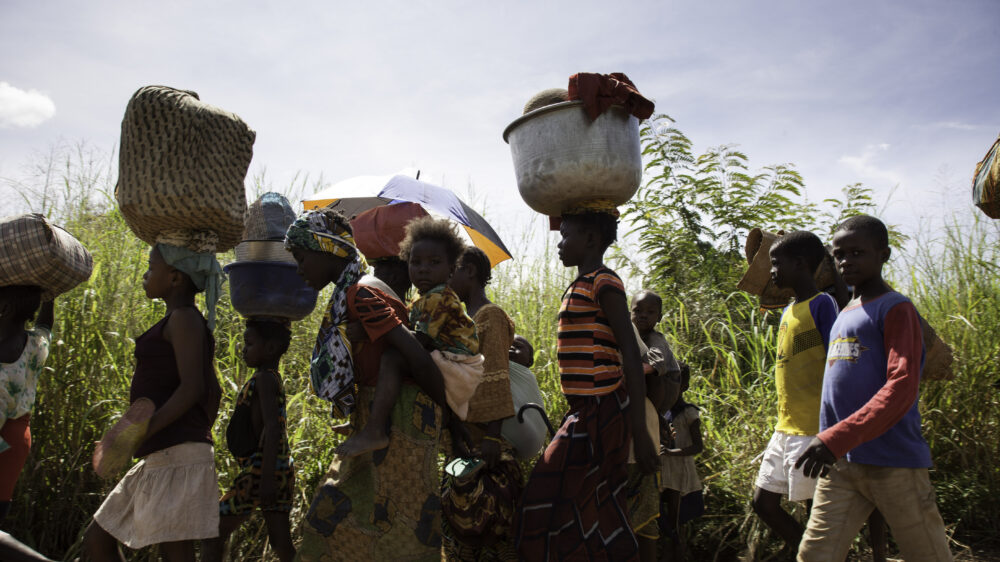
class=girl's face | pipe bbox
[448,258,475,300]
[291,247,347,290]
[242,326,267,368]
[408,239,453,294]
[142,247,175,299]
[557,220,588,267]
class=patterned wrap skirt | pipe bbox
[296,384,443,562]
[515,386,638,561]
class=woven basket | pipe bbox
[0,213,93,300]
[244,192,296,241]
[737,228,837,309]
[115,86,255,252]
[973,135,1000,219]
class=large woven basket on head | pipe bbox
[737,228,837,309]
[115,86,255,252]
[0,213,93,300]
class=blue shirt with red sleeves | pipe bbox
[818,291,932,468]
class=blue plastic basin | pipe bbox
[224,261,318,321]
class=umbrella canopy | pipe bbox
[303,174,513,267]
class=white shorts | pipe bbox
[93,442,219,549]
[754,431,817,502]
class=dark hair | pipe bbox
[835,214,889,249]
[562,212,618,251]
[771,230,828,272]
[0,285,42,325]
[246,319,292,358]
[459,246,492,287]
[632,289,662,310]
[398,216,465,266]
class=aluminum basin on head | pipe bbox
[503,100,642,217]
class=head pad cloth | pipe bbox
[155,243,224,330]
[548,198,621,230]
[285,210,363,418]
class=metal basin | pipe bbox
[224,261,318,321]
[503,100,642,217]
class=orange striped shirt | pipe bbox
[557,267,626,396]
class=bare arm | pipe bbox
[254,371,283,505]
[382,324,448,410]
[600,289,657,474]
[146,308,206,439]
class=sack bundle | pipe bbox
[116,85,255,252]
[973,134,1000,219]
[737,228,837,309]
[0,213,93,300]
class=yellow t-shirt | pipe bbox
[774,292,839,435]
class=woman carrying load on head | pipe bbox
[285,208,468,562]
[443,246,522,561]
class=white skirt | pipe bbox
[93,442,219,549]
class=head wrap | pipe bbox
[155,243,225,330]
[285,210,363,418]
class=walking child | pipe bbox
[515,210,657,561]
[751,231,839,552]
[0,287,53,526]
[659,363,703,561]
[336,216,484,457]
[203,320,295,562]
[795,215,952,561]
[84,244,223,561]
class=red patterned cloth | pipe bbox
[567,72,654,121]
[515,386,638,561]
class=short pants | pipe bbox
[755,430,817,502]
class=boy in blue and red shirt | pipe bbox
[795,215,951,561]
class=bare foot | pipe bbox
[335,426,389,457]
[332,422,352,436]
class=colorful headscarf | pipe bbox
[155,243,225,330]
[285,210,363,418]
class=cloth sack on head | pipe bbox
[155,243,224,330]
[350,203,429,260]
[0,213,93,300]
[285,210,363,418]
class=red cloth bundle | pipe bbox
[567,72,655,121]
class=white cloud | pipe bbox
[0,82,56,128]
[838,143,902,187]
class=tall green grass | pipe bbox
[5,154,999,560]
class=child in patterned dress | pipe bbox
[336,217,484,457]
[0,286,53,526]
[203,319,295,562]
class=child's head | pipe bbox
[557,212,617,267]
[398,216,465,294]
[450,246,492,300]
[242,319,292,368]
[372,257,411,299]
[630,290,663,333]
[143,246,198,300]
[768,230,827,290]
[831,215,890,288]
[509,334,534,368]
[286,208,358,291]
[0,285,43,326]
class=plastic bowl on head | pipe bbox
[224,261,318,321]
[502,100,642,217]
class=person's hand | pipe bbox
[345,321,368,344]
[633,431,659,474]
[795,437,836,478]
[260,476,277,507]
[642,362,655,375]
[480,437,501,469]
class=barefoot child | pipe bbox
[795,215,951,561]
[516,210,657,561]
[659,364,703,561]
[337,217,484,457]
[203,320,295,562]
[750,231,838,553]
[0,287,53,526]
[84,244,223,560]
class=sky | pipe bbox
[2,0,999,260]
